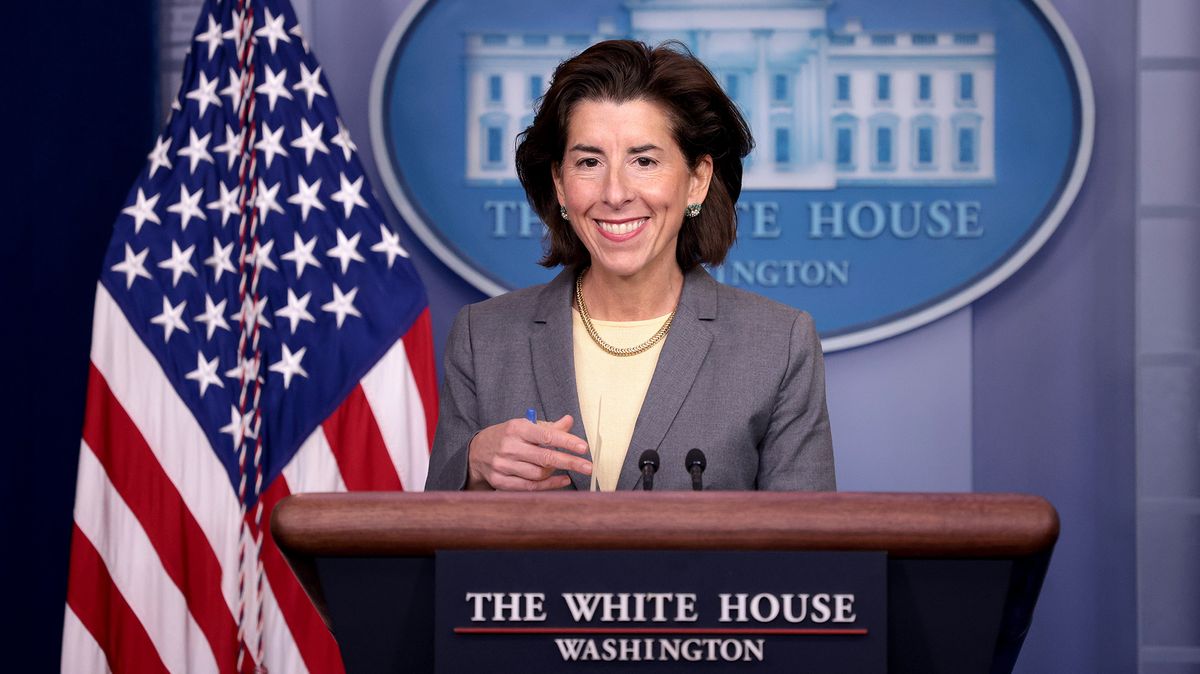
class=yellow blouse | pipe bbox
[571,307,669,491]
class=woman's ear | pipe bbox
[689,155,714,205]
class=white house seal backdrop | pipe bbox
[371,0,1092,351]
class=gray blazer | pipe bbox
[424,266,835,491]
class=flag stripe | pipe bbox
[74,445,220,674]
[322,385,404,491]
[401,308,439,450]
[362,328,431,491]
[90,283,242,605]
[264,424,347,673]
[283,426,347,494]
[62,606,113,674]
[258,568,310,674]
[82,364,239,673]
[256,477,346,673]
[66,524,171,674]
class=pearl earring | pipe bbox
[559,205,569,221]
[685,203,702,218]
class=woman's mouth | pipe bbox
[594,217,648,241]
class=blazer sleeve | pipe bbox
[756,311,836,490]
[424,305,477,490]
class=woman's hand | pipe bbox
[466,414,592,490]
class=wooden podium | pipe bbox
[272,492,1058,673]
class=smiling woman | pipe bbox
[552,99,709,312]
[424,40,835,492]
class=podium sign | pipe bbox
[435,550,886,673]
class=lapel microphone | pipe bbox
[685,448,706,491]
[638,450,660,491]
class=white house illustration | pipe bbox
[464,0,995,189]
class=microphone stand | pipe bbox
[638,450,660,491]
[686,448,706,491]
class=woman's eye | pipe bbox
[578,158,600,168]
[635,157,655,167]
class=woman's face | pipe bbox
[553,98,712,282]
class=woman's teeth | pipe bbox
[596,218,647,235]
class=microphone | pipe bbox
[638,450,660,491]
[685,448,706,491]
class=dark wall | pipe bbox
[3,2,157,667]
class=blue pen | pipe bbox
[525,408,537,424]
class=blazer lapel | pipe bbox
[529,268,591,490]
[616,268,717,490]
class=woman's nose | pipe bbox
[602,167,633,208]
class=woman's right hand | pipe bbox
[466,414,592,490]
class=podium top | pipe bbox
[272,491,1058,559]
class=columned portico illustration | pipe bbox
[464,0,995,190]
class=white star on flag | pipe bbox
[330,173,368,219]
[281,232,322,279]
[275,288,316,333]
[269,344,309,389]
[289,22,311,52]
[194,15,224,60]
[185,351,224,396]
[185,71,222,116]
[293,64,328,107]
[218,67,242,107]
[146,136,173,177]
[206,181,241,226]
[218,404,257,445]
[371,224,410,268]
[204,237,236,282]
[167,184,207,231]
[256,65,294,112]
[111,243,153,288]
[255,122,289,168]
[193,294,231,340]
[286,176,325,221]
[255,179,285,221]
[224,356,261,386]
[290,119,328,165]
[321,283,362,328]
[213,124,244,171]
[326,228,365,274]
[121,188,161,233]
[221,9,244,43]
[158,240,199,286]
[252,239,279,273]
[330,118,357,161]
[149,296,190,342]
[254,8,291,54]
[178,129,215,173]
[234,295,272,330]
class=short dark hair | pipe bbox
[515,40,754,270]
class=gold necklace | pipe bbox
[575,269,676,357]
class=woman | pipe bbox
[425,40,834,491]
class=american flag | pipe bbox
[61,0,438,671]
